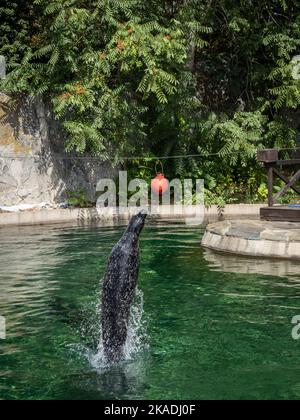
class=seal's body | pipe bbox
[101,211,147,363]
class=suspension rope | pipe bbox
[0,152,222,160]
[0,147,300,161]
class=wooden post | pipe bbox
[257,149,278,164]
[267,166,274,207]
[274,169,300,202]
[258,148,300,221]
[273,168,300,196]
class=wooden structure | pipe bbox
[258,149,300,222]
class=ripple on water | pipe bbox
[1,222,300,399]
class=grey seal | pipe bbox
[101,211,147,362]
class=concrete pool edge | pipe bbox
[0,204,263,227]
[202,219,300,260]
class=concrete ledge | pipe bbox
[0,204,263,227]
[206,203,262,218]
[0,206,200,227]
[202,219,300,260]
[0,208,126,227]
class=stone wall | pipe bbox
[0,93,116,206]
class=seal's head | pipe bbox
[126,210,147,237]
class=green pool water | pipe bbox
[1,221,300,400]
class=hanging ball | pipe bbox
[151,173,169,194]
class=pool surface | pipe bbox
[1,222,300,400]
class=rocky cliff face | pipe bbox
[0,93,116,206]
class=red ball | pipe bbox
[151,173,169,194]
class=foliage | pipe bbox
[66,189,93,208]
[0,1,38,67]
[1,0,300,203]
[1,0,187,158]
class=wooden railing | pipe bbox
[257,149,300,207]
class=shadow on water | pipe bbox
[204,249,300,280]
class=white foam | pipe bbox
[78,288,148,371]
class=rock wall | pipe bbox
[0,93,116,206]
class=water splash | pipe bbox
[123,289,148,360]
[77,288,148,370]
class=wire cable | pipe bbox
[0,147,300,161]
